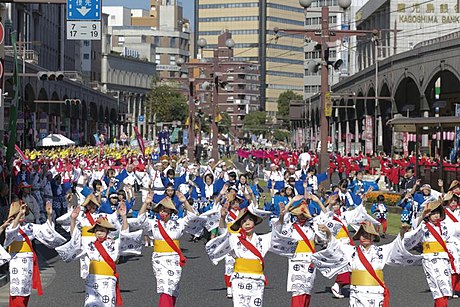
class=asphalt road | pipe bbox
[0,225,437,307]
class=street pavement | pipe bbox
[0,224,439,307]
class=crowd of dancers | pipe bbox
[0,146,459,307]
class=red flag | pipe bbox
[133,126,145,157]
[14,144,27,161]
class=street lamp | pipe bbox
[298,0,352,186]
[197,38,207,60]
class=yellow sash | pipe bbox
[422,241,445,254]
[154,239,180,253]
[351,269,384,286]
[89,260,115,276]
[234,258,264,275]
[81,226,95,237]
[8,241,32,253]
[336,227,348,239]
[295,240,315,253]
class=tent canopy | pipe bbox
[387,116,460,133]
[36,134,75,147]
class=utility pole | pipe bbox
[276,0,377,186]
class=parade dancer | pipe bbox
[56,203,142,307]
[135,191,199,307]
[5,201,66,306]
[206,205,296,307]
[443,192,460,298]
[277,195,327,307]
[313,221,411,307]
[403,200,460,306]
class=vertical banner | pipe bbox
[364,115,374,154]
[403,132,409,156]
[183,129,188,146]
[455,104,460,158]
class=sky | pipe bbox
[104,0,195,23]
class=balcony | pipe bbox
[4,46,40,65]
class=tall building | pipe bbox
[196,0,305,116]
[303,0,368,99]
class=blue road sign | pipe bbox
[67,0,101,21]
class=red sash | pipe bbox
[333,215,355,246]
[356,246,390,307]
[85,211,96,225]
[293,223,315,253]
[157,220,187,267]
[445,209,459,223]
[94,239,122,306]
[237,231,268,284]
[425,222,457,273]
[18,228,43,296]
[228,211,237,221]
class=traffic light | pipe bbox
[65,99,81,105]
[37,71,65,81]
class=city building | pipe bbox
[197,32,260,136]
[355,0,460,70]
[103,2,191,79]
[195,0,306,116]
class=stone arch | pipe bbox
[379,83,393,154]
[81,100,88,121]
[423,68,460,117]
[365,87,376,116]
[90,102,98,121]
[99,105,104,122]
[394,75,421,117]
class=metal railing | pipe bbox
[4,46,40,65]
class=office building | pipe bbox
[196,0,305,115]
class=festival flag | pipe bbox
[6,32,21,170]
[14,144,27,161]
[133,125,145,156]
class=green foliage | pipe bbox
[218,112,231,134]
[243,111,268,135]
[272,129,290,142]
[277,90,303,127]
[146,84,188,122]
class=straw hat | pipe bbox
[230,207,263,232]
[448,180,460,191]
[353,222,380,242]
[289,201,312,219]
[8,201,24,219]
[425,200,445,220]
[81,194,100,208]
[153,198,178,214]
[87,217,117,233]
[420,184,431,192]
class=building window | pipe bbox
[83,53,90,60]
[155,54,161,65]
[83,40,90,47]
[170,55,176,65]
[170,37,177,48]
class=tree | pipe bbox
[218,112,231,134]
[277,90,303,127]
[272,129,290,142]
[146,83,188,123]
[243,111,268,136]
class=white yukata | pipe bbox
[137,211,198,297]
[277,214,321,296]
[0,244,11,265]
[4,221,66,297]
[444,208,460,274]
[403,220,460,299]
[313,236,416,307]
[57,210,121,279]
[206,228,296,307]
[55,227,142,307]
